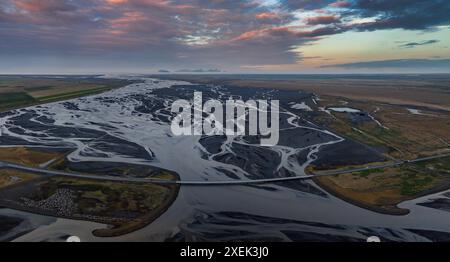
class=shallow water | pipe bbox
[328,107,361,113]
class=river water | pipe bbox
[1,77,449,242]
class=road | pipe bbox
[0,152,449,186]
[0,160,316,185]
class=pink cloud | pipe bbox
[12,0,75,13]
[231,26,301,43]
[0,0,349,67]
[306,15,341,25]
[329,1,350,8]
[256,12,280,20]
[105,0,128,5]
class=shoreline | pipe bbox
[313,176,450,216]
[0,172,181,238]
[312,177,410,216]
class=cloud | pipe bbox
[321,59,450,69]
[176,68,223,73]
[12,0,76,13]
[306,15,341,25]
[399,40,440,49]
[349,0,450,31]
[105,0,127,5]
[0,0,450,72]
[255,12,280,20]
[301,56,323,60]
[329,1,350,8]
[283,0,336,10]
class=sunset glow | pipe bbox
[0,0,449,73]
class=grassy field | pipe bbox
[0,92,36,110]
[0,76,135,112]
[306,95,450,214]
[0,147,67,168]
[311,95,450,161]
[21,175,179,237]
[0,169,38,189]
[37,86,117,102]
[314,157,450,214]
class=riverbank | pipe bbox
[312,176,410,215]
[0,172,180,237]
[313,160,450,216]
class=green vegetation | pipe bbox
[36,86,110,102]
[33,177,170,215]
[0,92,36,110]
[24,86,53,92]
[313,96,450,161]
[356,168,384,178]
[315,164,445,215]
[29,176,179,237]
[415,157,450,172]
[152,171,179,180]
[0,147,66,168]
[400,173,434,196]
[398,157,450,196]
[0,169,38,189]
[0,76,136,112]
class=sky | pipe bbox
[0,0,450,74]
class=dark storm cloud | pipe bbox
[281,0,450,31]
[348,0,450,30]
[321,59,450,69]
[399,40,440,48]
[282,0,336,10]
